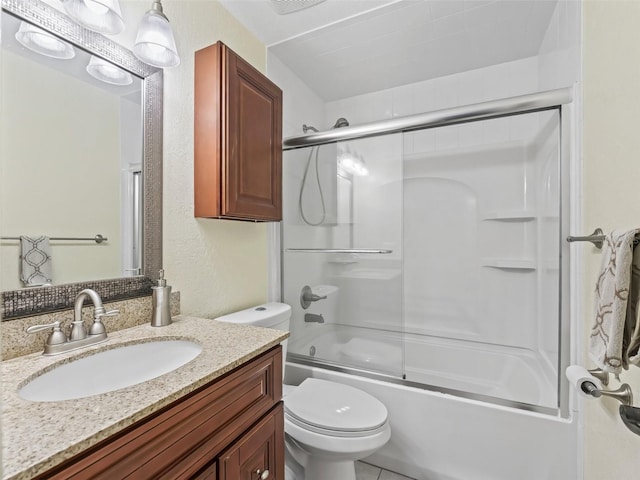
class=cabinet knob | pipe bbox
[256,469,270,479]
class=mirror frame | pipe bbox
[1,0,163,319]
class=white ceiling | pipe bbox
[221,0,558,101]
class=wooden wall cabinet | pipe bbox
[37,347,284,480]
[195,41,283,221]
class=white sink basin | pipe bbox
[19,339,202,402]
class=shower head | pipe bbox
[302,118,348,134]
[333,117,349,129]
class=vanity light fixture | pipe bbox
[15,21,76,59]
[61,0,124,35]
[86,55,133,85]
[133,0,180,68]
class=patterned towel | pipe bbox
[625,244,640,368]
[590,230,640,374]
[19,235,52,287]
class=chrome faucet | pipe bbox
[26,289,118,355]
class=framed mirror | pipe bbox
[0,0,163,319]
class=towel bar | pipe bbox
[566,228,605,248]
[567,228,640,249]
[0,234,107,244]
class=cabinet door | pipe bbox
[219,403,284,480]
[224,47,282,221]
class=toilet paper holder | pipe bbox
[580,379,633,406]
[567,365,633,406]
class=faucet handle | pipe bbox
[26,321,67,346]
[89,309,118,336]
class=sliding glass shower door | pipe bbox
[282,107,563,411]
[401,110,561,409]
[282,134,405,377]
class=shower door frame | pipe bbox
[276,87,575,418]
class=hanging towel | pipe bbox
[625,244,640,368]
[589,229,640,374]
[19,235,52,287]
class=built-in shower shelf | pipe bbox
[482,210,535,221]
[481,258,536,270]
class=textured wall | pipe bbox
[583,1,640,478]
[116,1,269,318]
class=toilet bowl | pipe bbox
[215,302,391,480]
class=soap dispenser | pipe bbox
[151,269,172,327]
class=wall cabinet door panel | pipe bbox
[195,41,282,221]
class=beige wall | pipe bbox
[116,1,269,318]
[583,1,640,478]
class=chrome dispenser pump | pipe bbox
[151,269,172,327]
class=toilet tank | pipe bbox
[215,303,291,368]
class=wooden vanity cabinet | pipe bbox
[37,346,284,480]
[194,41,283,221]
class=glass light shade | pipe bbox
[15,22,76,59]
[62,0,124,35]
[86,56,133,85]
[133,10,180,68]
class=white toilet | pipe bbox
[215,302,391,480]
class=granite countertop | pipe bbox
[1,315,289,480]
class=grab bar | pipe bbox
[286,248,393,254]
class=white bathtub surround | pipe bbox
[589,229,640,374]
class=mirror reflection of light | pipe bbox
[15,22,76,60]
[86,56,133,86]
[335,406,351,413]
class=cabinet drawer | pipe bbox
[41,346,282,480]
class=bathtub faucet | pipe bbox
[304,313,325,323]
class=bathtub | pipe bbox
[288,324,558,408]
[285,326,578,480]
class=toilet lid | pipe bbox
[284,378,388,434]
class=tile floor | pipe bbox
[355,461,416,480]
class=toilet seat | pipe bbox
[284,378,389,438]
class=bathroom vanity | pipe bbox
[1,317,287,480]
